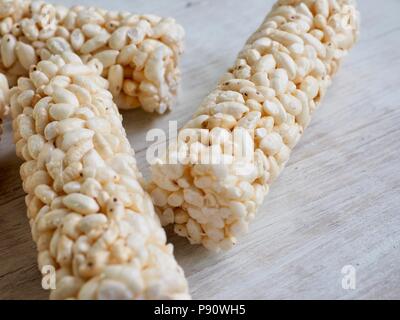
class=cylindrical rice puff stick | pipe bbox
[10,51,189,299]
[149,0,360,251]
[0,0,184,114]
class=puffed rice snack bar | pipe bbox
[10,51,190,299]
[0,0,184,115]
[149,0,360,251]
[0,73,8,136]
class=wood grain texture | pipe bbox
[0,0,399,300]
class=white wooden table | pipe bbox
[0,0,399,299]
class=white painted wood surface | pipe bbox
[0,0,399,299]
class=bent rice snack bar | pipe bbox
[0,0,184,115]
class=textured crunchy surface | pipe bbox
[0,0,184,113]
[150,0,360,251]
[10,52,189,299]
[0,73,9,138]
